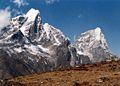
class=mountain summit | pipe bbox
[71,27,115,66]
[0,8,117,79]
[0,8,70,79]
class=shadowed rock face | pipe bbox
[0,8,117,79]
[69,46,91,66]
[0,49,54,79]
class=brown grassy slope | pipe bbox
[8,60,120,86]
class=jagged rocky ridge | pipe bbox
[0,8,117,79]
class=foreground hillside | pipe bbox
[1,60,120,86]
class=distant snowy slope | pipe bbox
[72,27,115,65]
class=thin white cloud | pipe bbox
[0,7,11,29]
[12,8,23,16]
[45,0,59,4]
[13,0,29,7]
[78,14,83,19]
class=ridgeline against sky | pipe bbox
[0,0,120,56]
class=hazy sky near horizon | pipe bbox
[0,0,120,56]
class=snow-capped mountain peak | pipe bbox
[25,8,40,22]
[20,8,41,37]
[41,23,67,45]
[95,27,101,32]
[81,27,102,41]
[74,27,112,63]
[94,27,101,40]
[0,8,70,77]
[79,27,108,49]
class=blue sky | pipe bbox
[0,0,120,56]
